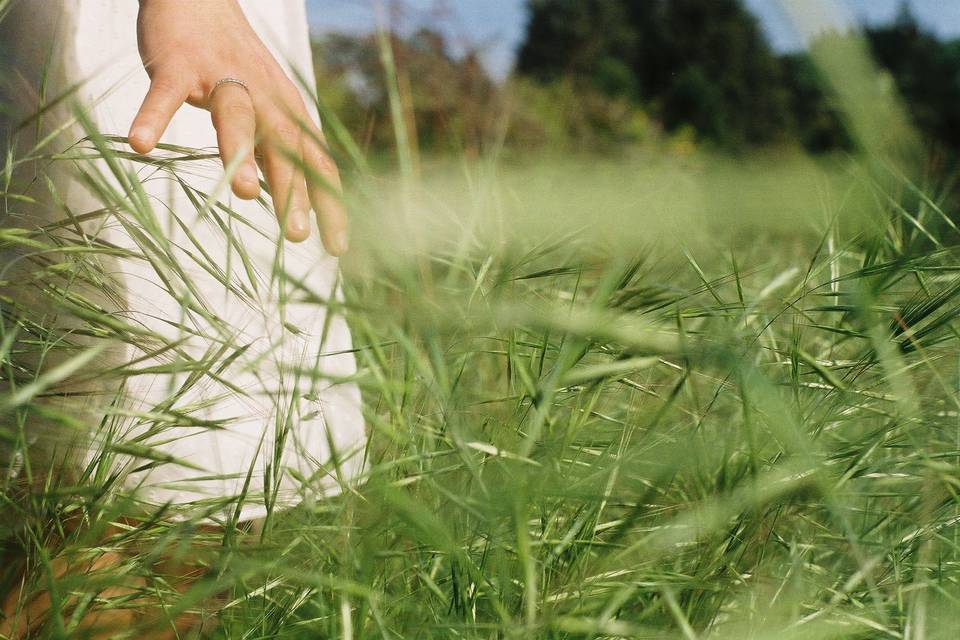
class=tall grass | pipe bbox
[4,10,960,640]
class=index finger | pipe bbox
[129,75,188,154]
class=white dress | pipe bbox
[0,1,366,521]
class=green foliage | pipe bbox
[315,30,500,160]
[517,0,794,149]
[311,2,960,161]
[7,4,960,639]
[779,53,852,154]
[516,0,960,159]
[865,8,960,155]
[7,134,960,637]
[505,78,654,152]
[314,30,657,157]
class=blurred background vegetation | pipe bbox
[10,1,960,637]
[312,0,960,162]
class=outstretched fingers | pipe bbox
[302,126,348,256]
[209,84,260,200]
[128,75,188,154]
[129,71,349,252]
[260,119,311,242]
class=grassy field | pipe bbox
[4,25,960,640]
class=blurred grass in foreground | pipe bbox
[3,10,960,640]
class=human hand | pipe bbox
[128,0,347,253]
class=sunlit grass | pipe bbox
[3,19,960,640]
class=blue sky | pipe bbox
[307,0,960,77]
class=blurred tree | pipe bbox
[517,0,960,156]
[516,0,794,148]
[779,53,850,154]
[864,5,960,155]
[312,2,960,159]
[315,28,500,159]
[314,27,652,157]
[515,0,641,96]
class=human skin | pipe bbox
[130,0,347,253]
[2,5,342,636]
[0,518,224,639]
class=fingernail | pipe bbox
[129,126,154,146]
[238,166,259,187]
[287,209,310,239]
[334,229,349,255]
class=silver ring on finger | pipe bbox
[208,77,250,103]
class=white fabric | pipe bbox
[0,1,366,521]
